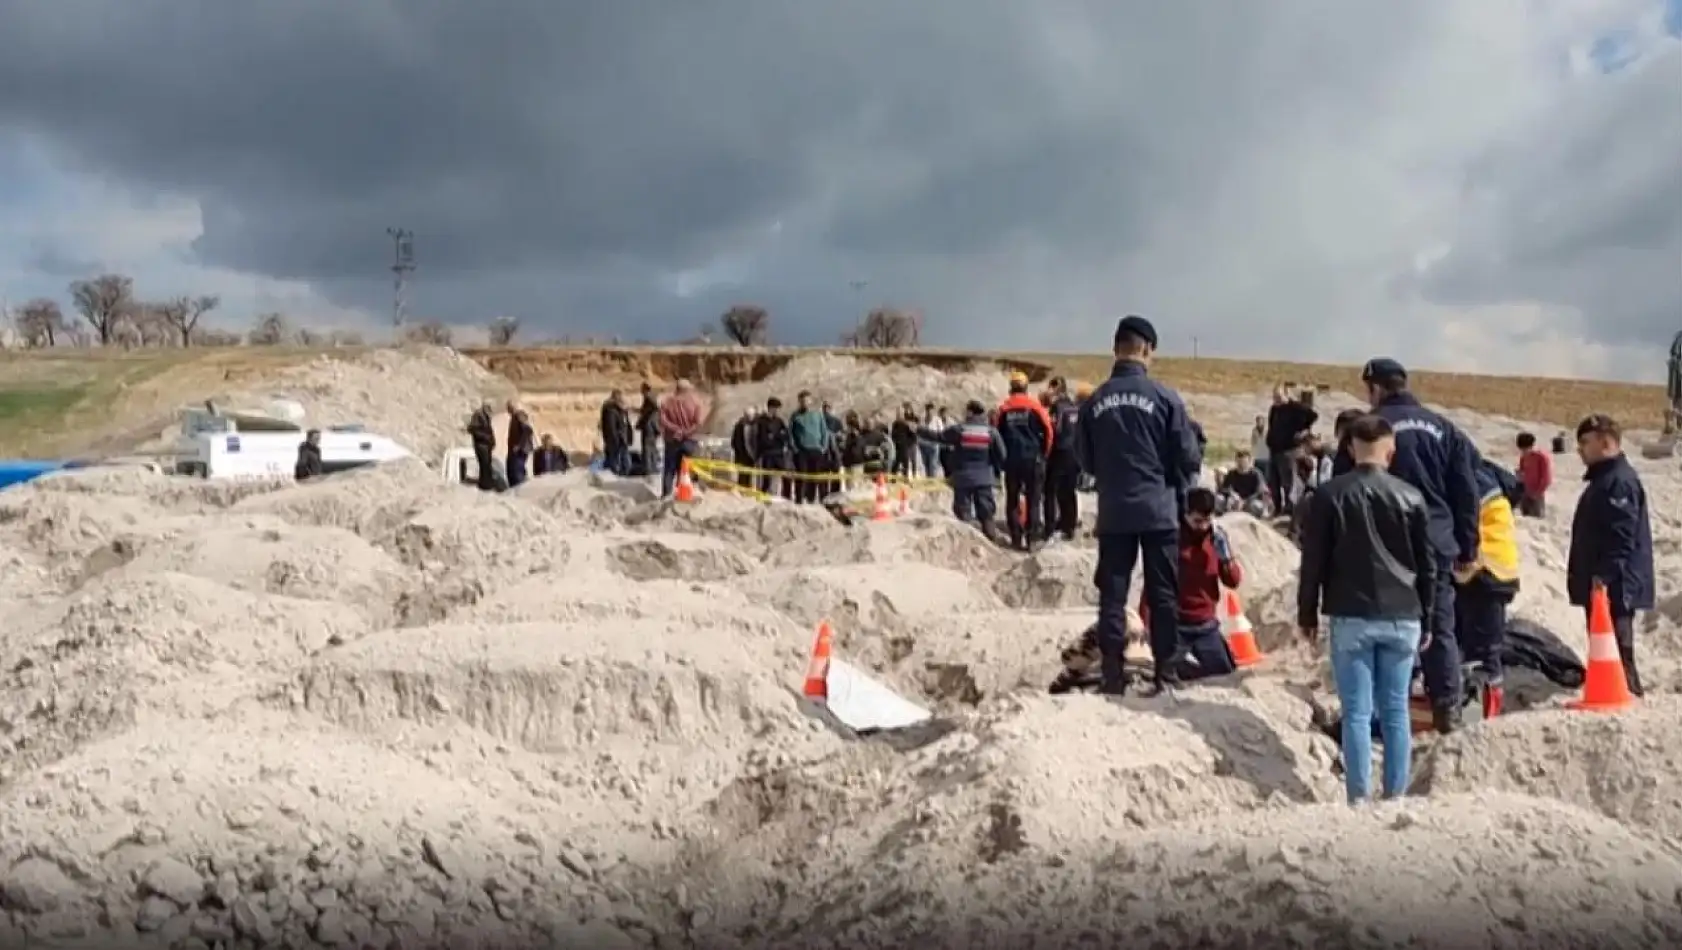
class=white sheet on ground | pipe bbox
[823,658,933,732]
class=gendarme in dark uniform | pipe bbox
[1361,358,1480,733]
[1074,315,1202,694]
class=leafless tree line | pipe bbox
[8,275,227,349]
[716,303,921,348]
[7,274,922,352]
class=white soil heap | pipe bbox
[4,348,1682,947]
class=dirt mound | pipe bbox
[605,533,756,582]
[456,572,797,640]
[0,490,177,562]
[252,347,514,462]
[230,459,447,540]
[298,621,831,806]
[1217,511,1302,601]
[759,791,1682,949]
[0,571,367,776]
[761,516,1012,574]
[0,712,648,949]
[119,523,413,624]
[992,546,1098,609]
[1415,699,1682,837]
[838,611,1085,708]
[739,564,1001,648]
[388,494,569,578]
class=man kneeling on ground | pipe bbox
[1051,487,1240,690]
[1216,451,1268,517]
[1167,487,1243,682]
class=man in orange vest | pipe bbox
[997,371,1054,551]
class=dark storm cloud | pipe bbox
[0,0,1674,359]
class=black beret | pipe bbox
[1114,314,1158,349]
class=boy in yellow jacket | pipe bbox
[1454,458,1522,717]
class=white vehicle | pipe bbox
[438,447,506,488]
[173,400,411,480]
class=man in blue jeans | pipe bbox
[1297,413,1438,804]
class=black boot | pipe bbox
[1432,703,1462,735]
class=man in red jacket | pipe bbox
[1055,486,1244,692]
[1165,486,1243,683]
[1515,431,1552,518]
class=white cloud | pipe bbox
[0,136,378,332]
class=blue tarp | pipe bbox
[0,459,80,491]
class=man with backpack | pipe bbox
[997,371,1055,551]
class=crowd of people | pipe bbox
[435,326,1648,809]
[1067,315,1650,808]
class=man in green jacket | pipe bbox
[789,390,832,505]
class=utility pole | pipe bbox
[386,227,415,327]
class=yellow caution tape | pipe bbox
[686,457,946,493]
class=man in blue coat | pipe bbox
[1361,358,1481,734]
[923,400,1007,544]
[1568,413,1654,696]
[1076,315,1201,695]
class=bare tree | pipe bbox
[851,307,918,348]
[402,321,453,346]
[487,316,520,346]
[155,294,220,347]
[11,299,68,348]
[248,312,290,346]
[719,304,770,346]
[68,274,134,345]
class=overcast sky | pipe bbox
[0,0,1678,379]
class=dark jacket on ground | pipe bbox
[533,446,568,476]
[506,412,534,457]
[1567,453,1654,615]
[294,441,323,481]
[467,407,495,449]
[730,417,756,462]
[1297,464,1437,628]
[1371,392,1480,563]
[1266,401,1318,455]
[600,400,632,451]
[922,413,1005,490]
[1074,360,1199,535]
[1048,395,1080,456]
[755,414,792,464]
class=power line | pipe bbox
[386,227,415,327]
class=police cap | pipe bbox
[1114,314,1158,350]
[1360,357,1407,384]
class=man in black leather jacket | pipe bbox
[1296,413,1437,803]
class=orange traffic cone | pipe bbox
[1221,589,1265,668]
[673,458,696,502]
[1569,584,1636,712]
[802,621,834,701]
[896,484,911,517]
[871,474,892,522]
